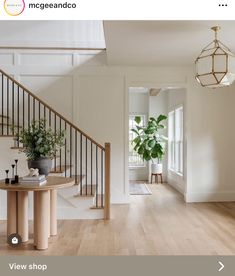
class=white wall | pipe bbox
[186,75,235,202]
[1,48,235,216]
[0,21,105,48]
[129,91,149,181]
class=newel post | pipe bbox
[104,143,111,220]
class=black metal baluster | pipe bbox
[96,146,98,207]
[17,86,20,146]
[59,118,62,173]
[12,82,14,135]
[33,98,35,121]
[22,90,25,130]
[80,134,83,195]
[49,110,51,127]
[38,102,41,120]
[101,149,104,208]
[91,141,93,196]
[1,74,3,135]
[7,78,9,135]
[75,130,77,184]
[44,106,46,124]
[54,114,57,171]
[86,137,87,195]
[64,122,67,177]
[28,94,30,129]
[70,126,72,178]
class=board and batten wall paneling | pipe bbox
[19,75,73,120]
[19,53,73,66]
[75,75,128,203]
[0,53,14,65]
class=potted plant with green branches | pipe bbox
[131,114,167,174]
[17,119,65,176]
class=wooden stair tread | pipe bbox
[91,194,105,209]
[50,165,73,173]
[0,123,22,127]
[0,115,10,119]
[74,184,96,197]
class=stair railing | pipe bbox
[0,68,110,218]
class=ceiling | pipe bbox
[1,21,235,67]
[103,21,235,66]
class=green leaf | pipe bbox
[156,114,167,124]
[143,150,151,161]
[134,116,141,124]
[132,137,141,145]
[138,145,145,155]
[148,139,156,148]
[131,128,139,135]
[145,127,155,134]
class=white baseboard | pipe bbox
[167,179,185,195]
[185,191,235,202]
[111,193,130,204]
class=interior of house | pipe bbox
[1,20,235,255]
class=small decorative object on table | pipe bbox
[5,170,9,184]
[22,169,47,186]
[29,168,39,177]
[11,164,15,184]
[14,159,19,183]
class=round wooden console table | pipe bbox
[0,176,75,250]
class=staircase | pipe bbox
[0,68,110,220]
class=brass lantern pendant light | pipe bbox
[195,26,235,88]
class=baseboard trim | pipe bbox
[185,192,235,203]
[168,179,185,195]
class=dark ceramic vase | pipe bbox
[28,157,52,176]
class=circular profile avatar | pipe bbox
[4,0,25,16]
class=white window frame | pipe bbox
[129,114,146,168]
[168,105,184,176]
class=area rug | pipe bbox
[129,183,152,195]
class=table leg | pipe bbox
[50,190,57,236]
[151,174,153,184]
[7,191,17,237]
[47,193,50,239]
[35,190,49,250]
[17,191,28,242]
[34,192,38,247]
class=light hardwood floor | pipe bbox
[1,183,235,255]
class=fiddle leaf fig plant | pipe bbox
[131,114,167,163]
[17,119,65,160]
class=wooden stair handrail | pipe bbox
[104,143,111,220]
[0,68,105,150]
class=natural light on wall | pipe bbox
[168,106,183,175]
[129,115,145,167]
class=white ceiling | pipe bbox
[104,21,235,66]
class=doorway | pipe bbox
[128,86,187,196]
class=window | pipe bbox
[129,115,146,167]
[168,106,183,175]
